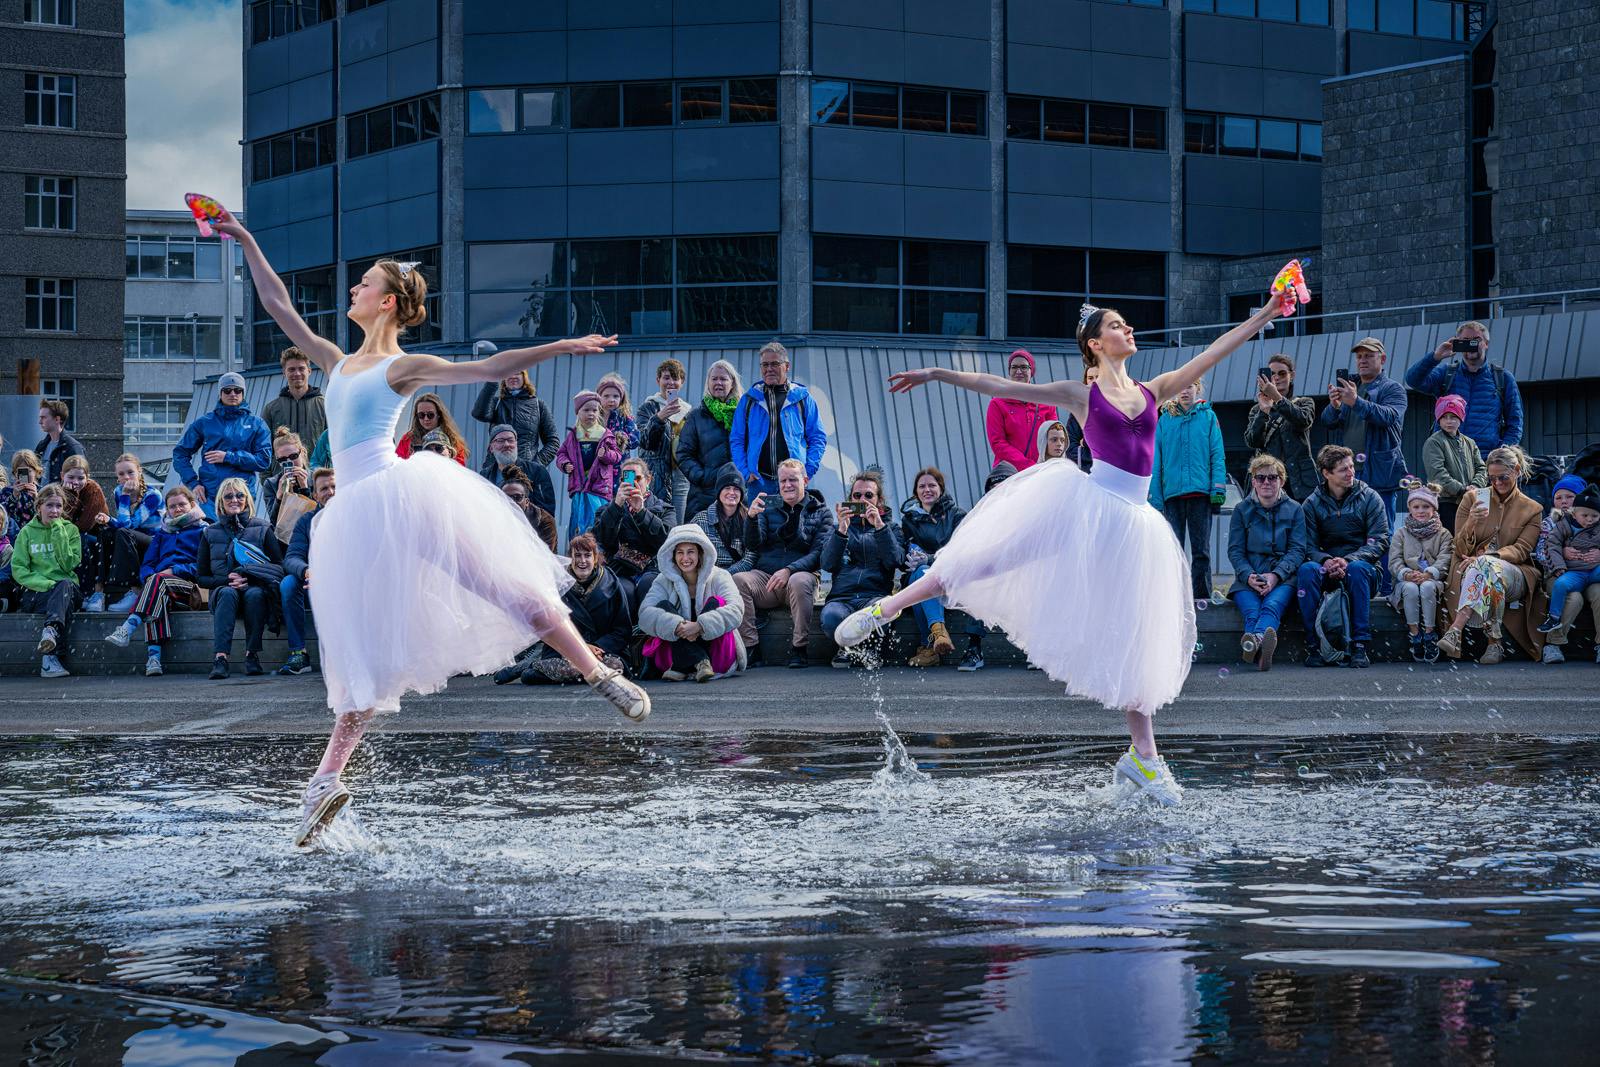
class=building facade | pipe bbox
[1,0,126,469]
[123,209,250,468]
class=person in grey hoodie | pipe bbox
[1294,444,1390,669]
[637,523,746,681]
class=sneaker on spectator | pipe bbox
[1535,615,1564,634]
[83,591,105,613]
[1113,745,1183,807]
[832,601,899,649]
[1541,643,1565,665]
[1304,650,1328,668]
[244,652,264,676]
[1240,631,1260,660]
[1422,632,1440,663]
[787,646,809,669]
[209,655,229,680]
[1256,627,1278,672]
[831,649,852,669]
[37,625,59,655]
[585,664,650,722]
[145,650,163,676]
[108,589,138,615]
[694,659,715,683]
[105,620,136,648]
[1437,627,1463,659]
[1349,643,1371,668]
[278,651,313,676]
[40,654,69,679]
[1409,633,1425,661]
[661,669,687,682]
[1478,641,1504,665]
[957,646,985,672]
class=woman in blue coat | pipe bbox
[1149,378,1227,605]
[103,484,210,677]
[1227,455,1308,672]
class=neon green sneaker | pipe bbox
[1113,745,1183,807]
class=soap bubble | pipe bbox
[1217,667,1230,679]
[1356,453,1368,464]
[1196,599,1208,612]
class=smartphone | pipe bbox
[1337,369,1357,386]
[621,469,637,486]
[845,501,867,516]
[663,385,680,402]
[1452,337,1481,353]
[1258,367,1275,383]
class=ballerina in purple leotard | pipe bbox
[835,285,1296,805]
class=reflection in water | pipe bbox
[0,733,1597,1063]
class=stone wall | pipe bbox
[1320,55,1470,327]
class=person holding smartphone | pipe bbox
[1243,354,1318,501]
[593,457,673,608]
[638,358,694,524]
[0,450,44,536]
[819,470,905,669]
[1319,337,1409,595]
[1404,320,1523,452]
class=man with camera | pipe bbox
[1404,321,1524,452]
[819,470,905,669]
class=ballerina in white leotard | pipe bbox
[212,209,651,847]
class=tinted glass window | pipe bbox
[623,83,673,127]
[677,236,778,284]
[1258,118,1298,159]
[851,84,899,129]
[1007,294,1072,338]
[468,89,516,133]
[1044,99,1086,144]
[811,80,849,125]
[1184,113,1216,153]
[1089,250,1164,297]
[904,241,985,289]
[678,286,778,333]
[678,82,722,123]
[950,93,985,136]
[730,78,777,123]
[1006,96,1041,140]
[1008,245,1086,293]
[471,242,564,291]
[1132,108,1165,150]
[520,90,563,129]
[901,88,947,133]
[813,236,898,285]
[1219,115,1256,156]
[571,85,621,129]
[813,287,898,333]
[904,290,984,336]
[1088,104,1131,148]
[570,239,671,288]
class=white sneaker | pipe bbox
[108,590,139,615]
[832,600,900,649]
[294,773,351,848]
[586,664,650,722]
[106,620,136,648]
[83,592,106,613]
[40,655,69,679]
[1113,745,1183,807]
[1542,644,1565,664]
[145,651,164,676]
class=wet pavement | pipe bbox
[3,727,1598,1063]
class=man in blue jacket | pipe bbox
[278,466,335,676]
[1404,320,1523,453]
[172,373,272,519]
[729,341,829,498]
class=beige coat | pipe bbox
[1444,487,1549,656]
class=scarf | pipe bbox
[576,422,604,443]
[568,564,605,594]
[162,508,204,534]
[1404,514,1443,543]
[702,393,737,431]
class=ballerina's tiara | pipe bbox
[1077,302,1103,331]
[395,260,421,277]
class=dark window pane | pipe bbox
[1298,0,1329,24]
[851,84,899,129]
[676,236,777,284]
[1107,297,1166,335]
[140,240,166,277]
[1472,87,1494,138]
[1259,0,1295,20]
[420,95,441,138]
[1258,118,1297,159]
[813,236,898,285]
[125,239,139,277]
[571,85,620,129]
[811,80,849,125]
[347,113,367,156]
[270,135,292,177]
[368,109,393,153]
[1377,0,1412,34]
[1219,115,1256,156]
[1044,99,1086,144]
[1008,245,1085,293]
[393,100,419,146]
[521,89,563,129]
[623,82,673,127]
[950,93,984,136]
[318,123,336,165]
[1089,250,1164,297]
[729,78,778,123]
[678,82,722,123]
[813,286,898,332]
[1347,0,1374,30]
[1417,0,1452,38]
[294,127,319,169]
[1006,95,1041,140]
[1184,112,1216,153]
[571,287,672,335]
[467,88,516,133]
[167,241,196,279]
[901,88,947,133]
[195,242,221,280]
[678,285,778,333]
[471,241,565,290]
[1471,194,1492,242]
[1007,293,1071,338]
[471,291,569,339]
[1299,122,1322,160]
[252,141,271,181]
[905,290,984,336]
[1132,108,1165,149]
[1088,104,1131,147]
[570,239,670,287]
[904,241,985,289]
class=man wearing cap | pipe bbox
[478,423,523,487]
[1405,320,1523,452]
[1321,338,1409,517]
[171,372,272,519]
[984,349,1059,472]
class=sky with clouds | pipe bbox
[126,0,242,210]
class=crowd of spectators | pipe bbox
[2,319,1596,681]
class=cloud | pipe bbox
[125,0,242,210]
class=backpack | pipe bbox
[1448,361,1512,441]
[1522,455,1563,511]
[1315,583,1353,665]
[1570,443,1600,488]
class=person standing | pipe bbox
[637,359,692,523]
[171,371,273,519]
[728,342,828,498]
[1149,378,1227,607]
[1319,337,1408,596]
[1421,394,1487,534]
[261,347,328,451]
[676,360,743,519]
[1243,353,1318,501]
[277,466,336,677]
[985,349,1058,473]
[471,369,560,516]
[1404,320,1523,452]
[35,399,86,486]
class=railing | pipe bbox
[1137,287,1600,347]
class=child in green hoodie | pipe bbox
[12,483,82,678]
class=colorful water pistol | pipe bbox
[184,192,229,238]
[1270,258,1312,317]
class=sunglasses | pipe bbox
[1251,473,1281,483]
[850,491,876,501]
[220,388,244,396]
[1489,472,1516,484]
[417,410,439,420]
[221,492,247,501]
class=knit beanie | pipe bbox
[1407,482,1439,509]
[714,462,745,497]
[1434,394,1467,423]
[1554,474,1587,499]
[573,390,601,415]
[1008,349,1035,374]
[489,423,516,442]
[1573,484,1600,515]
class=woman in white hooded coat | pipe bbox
[637,524,747,681]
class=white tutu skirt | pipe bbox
[310,439,572,715]
[930,458,1196,714]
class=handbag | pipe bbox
[274,491,316,544]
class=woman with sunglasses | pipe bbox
[171,371,273,520]
[1227,454,1307,672]
[396,393,468,465]
[196,477,283,680]
[214,207,651,848]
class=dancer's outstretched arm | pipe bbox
[888,367,1084,408]
[391,336,618,394]
[1147,293,1287,405]
[211,210,343,375]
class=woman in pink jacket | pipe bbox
[985,349,1059,471]
[556,390,623,540]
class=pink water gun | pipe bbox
[184,192,229,238]
[1270,258,1311,317]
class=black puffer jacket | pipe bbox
[561,565,634,655]
[593,492,672,579]
[821,520,905,602]
[675,403,734,518]
[471,383,560,469]
[898,493,968,566]
[196,513,284,590]
[744,488,831,574]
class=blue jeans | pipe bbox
[907,564,978,642]
[821,595,880,645]
[1296,560,1376,644]
[1231,582,1295,634]
[211,584,267,655]
[280,573,309,652]
[1546,567,1600,620]
[746,474,780,499]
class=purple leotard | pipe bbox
[1082,381,1157,478]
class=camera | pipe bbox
[1451,337,1481,354]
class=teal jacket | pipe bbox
[1149,401,1226,506]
